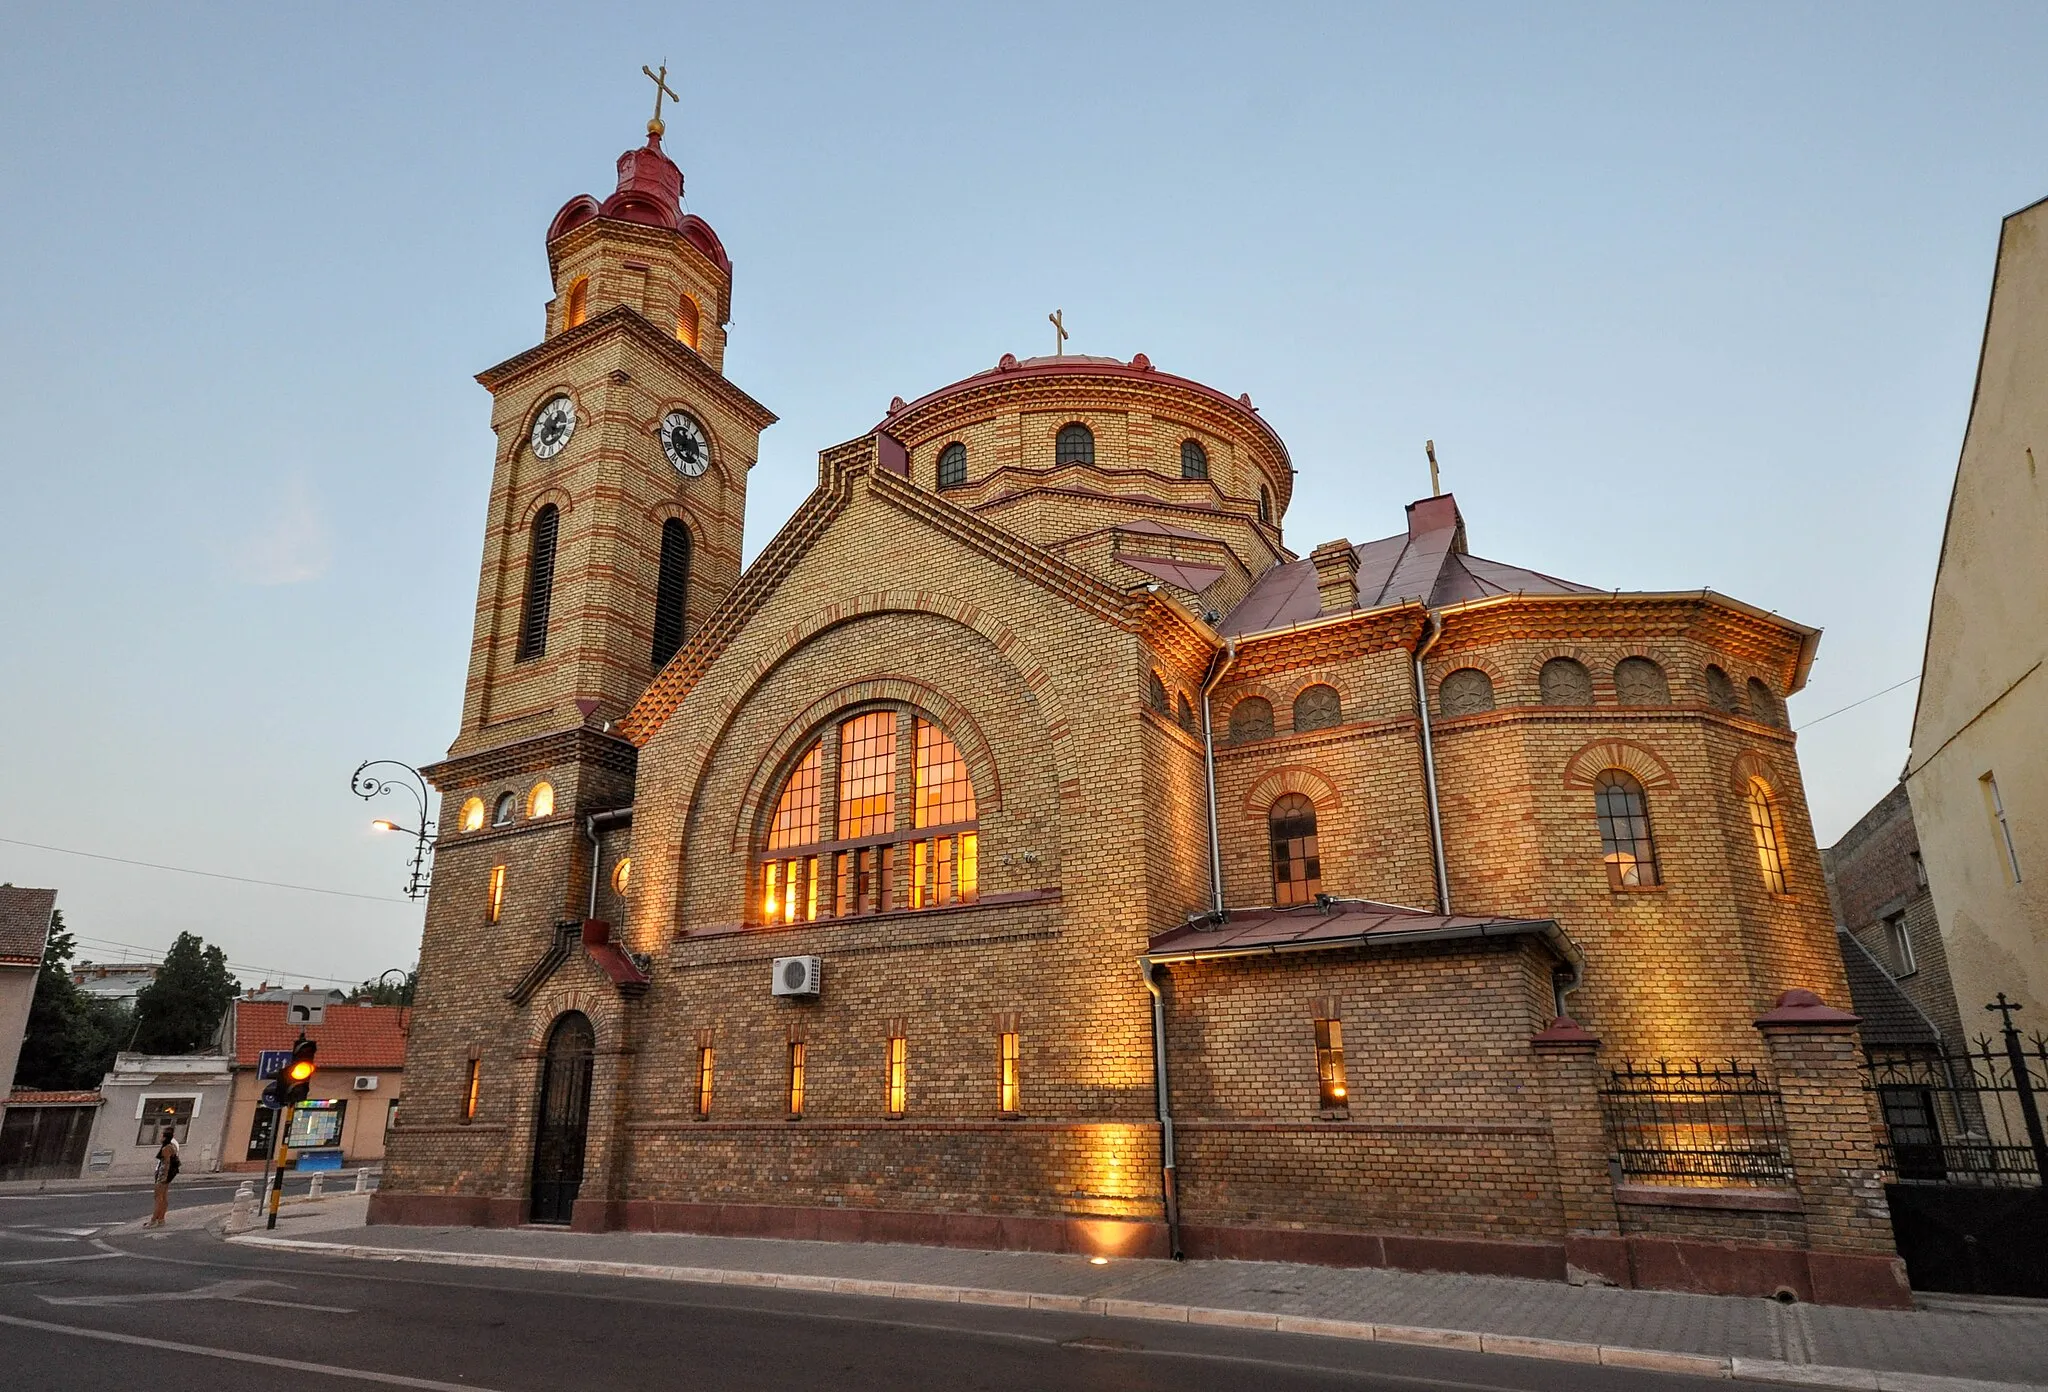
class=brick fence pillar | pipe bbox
[1755,988,1911,1308]
[1532,1016,1627,1286]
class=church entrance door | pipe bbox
[528,1012,595,1225]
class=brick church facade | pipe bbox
[374,120,1910,1306]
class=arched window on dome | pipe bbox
[1745,778,1789,895]
[1257,485,1272,524]
[1056,423,1094,467]
[1704,665,1739,713]
[516,504,559,662]
[1180,439,1209,480]
[1269,793,1321,906]
[755,709,980,924]
[1229,696,1274,743]
[937,442,967,490]
[564,277,589,330]
[676,293,700,349]
[651,519,691,667]
[1615,657,1671,706]
[1439,668,1495,717]
[1747,678,1782,727]
[1593,769,1660,889]
[1540,657,1594,707]
[1293,684,1342,733]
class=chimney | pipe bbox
[1309,539,1359,615]
[1404,493,1467,553]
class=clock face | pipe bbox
[530,396,576,459]
[659,410,711,477]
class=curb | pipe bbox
[225,1235,2046,1392]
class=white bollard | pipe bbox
[308,1172,324,1200]
[353,1168,367,1195]
[231,1182,255,1224]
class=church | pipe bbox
[374,107,1910,1308]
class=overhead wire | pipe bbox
[0,835,411,904]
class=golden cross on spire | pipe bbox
[1048,309,1068,357]
[642,61,679,137]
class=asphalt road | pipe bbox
[0,1175,332,1233]
[0,1203,1790,1392]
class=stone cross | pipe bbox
[1048,309,1067,357]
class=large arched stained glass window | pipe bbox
[1594,769,1660,889]
[1270,794,1321,906]
[757,709,980,924]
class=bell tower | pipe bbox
[449,118,777,760]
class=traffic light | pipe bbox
[262,1036,318,1110]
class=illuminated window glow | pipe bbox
[695,1045,714,1118]
[999,1031,1020,1115]
[565,276,588,329]
[1594,770,1660,889]
[527,781,555,819]
[1270,794,1321,906]
[885,1034,907,1117]
[487,865,506,923]
[676,293,700,348]
[768,743,822,850]
[788,1041,806,1118]
[1746,778,1788,895]
[459,797,486,833]
[837,712,898,838]
[914,719,976,828]
[462,1059,481,1121]
[1315,1018,1347,1110]
[611,857,631,894]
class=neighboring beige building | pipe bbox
[1906,194,2048,1036]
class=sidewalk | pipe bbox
[222,1208,2048,1391]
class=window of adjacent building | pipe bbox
[676,292,700,349]
[564,276,589,330]
[527,781,555,819]
[1745,778,1789,895]
[1056,423,1094,466]
[1910,850,1927,888]
[695,1044,714,1118]
[1293,684,1342,733]
[487,865,506,923]
[611,857,631,894]
[1593,770,1660,889]
[462,1059,481,1122]
[1314,1017,1348,1111]
[137,1096,193,1147]
[1181,439,1209,480]
[1704,665,1739,713]
[885,1034,908,1117]
[386,1098,400,1135]
[937,442,967,490]
[1983,772,2023,883]
[758,710,980,924]
[651,519,692,668]
[1148,672,1169,714]
[1258,485,1272,524]
[1270,793,1321,906]
[999,1031,1021,1115]
[1540,657,1594,707]
[1614,657,1670,707]
[459,797,486,833]
[1230,696,1274,743]
[1439,668,1496,717]
[788,1041,806,1118]
[1747,678,1782,727]
[516,503,560,662]
[492,792,516,827]
[1887,912,1917,978]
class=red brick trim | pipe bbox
[368,1192,526,1228]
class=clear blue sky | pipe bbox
[3,3,2041,988]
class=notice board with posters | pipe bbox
[284,1099,346,1149]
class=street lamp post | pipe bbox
[351,759,437,901]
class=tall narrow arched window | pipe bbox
[1056,423,1094,466]
[1293,684,1342,732]
[517,504,560,661]
[1177,693,1195,732]
[564,277,589,330]
[651,519,691,667]
[1746,778,1789,894]
[1258,485,1272,524]
[1147,672,1169,714]
[1180,439,1209,480]
[676,293,700,349]
[1704,665,1738,712]
[1593,770,1660,889]
[1270,793,1321,906]
[937,442,967,490]
[1746,678,1782,727]
[1229,696,1274,743]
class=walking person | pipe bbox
[146,1127,180,1227]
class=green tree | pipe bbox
[346,966,416,1006]
[129,932,239,1055]
[11,905,132,1091]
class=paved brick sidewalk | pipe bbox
[232,1216,2048,1389]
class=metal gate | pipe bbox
[528,1012,595,1225]
[1864,995,2048,1297]
[0,1104,98,1181]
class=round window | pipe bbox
[611,857,632,894]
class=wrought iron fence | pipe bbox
[1863,1020,2048,1189]
[1599,1058,1794,1186]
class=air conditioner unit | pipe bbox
[352,1075,379,1091]
[771,956,821,998]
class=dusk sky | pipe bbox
[4,3,2044,989]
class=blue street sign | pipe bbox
[257,1049,291,1081]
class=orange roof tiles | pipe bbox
[233,1002,409,1070]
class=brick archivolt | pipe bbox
[1561,737,1676,791]
[1242,765,1343,815]
[524,985,623,1054]
[727,675,1005,853]
[514,486,575,531]
[1729,749,1782,795]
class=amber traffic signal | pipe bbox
[262,1036,318,1111]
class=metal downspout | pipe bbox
[1141,959,1183,1260]
[1200,639,1238,914]
[586,808,633,920]
[1414,613,1451,914]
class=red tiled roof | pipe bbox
[0,886,57,964]
[233,1001,409,1070]
[5,1089,104,1107]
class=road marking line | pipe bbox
[0,1312,507,1391]
[0,1252,126,1267]
[41,1277,354,1313]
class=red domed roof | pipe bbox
[545,129,730,273]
